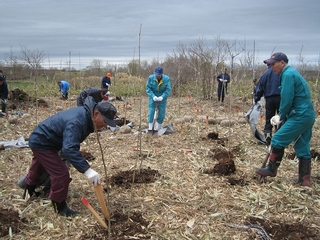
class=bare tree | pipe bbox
[20,45,46,124]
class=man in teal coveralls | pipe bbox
[256,52,315,187]
[146,66,171,133]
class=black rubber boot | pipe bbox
[23,184,41,198]
[298,158,311,187]
[256,146,284,177]
[52,200,78,217]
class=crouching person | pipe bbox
[25,96,117,216]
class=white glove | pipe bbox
[153,96,158,101]
[84,168,100,187]
[157,96,163,101]
[3,99,7,104]
[223,80,228,82]
[105,91,110,96]
[271,115,281,127]
[219,78,223,82]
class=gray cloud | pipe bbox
[1,0,319,69]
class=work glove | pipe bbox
[84,168,100,187]
[157,96,163,101]
[105,83,110,87]
[105,91,110,96]
[3,99,7,104]
[219,78,223,82]
[223,80,228,82]
[271,115,282,127]
[153,96,158,101]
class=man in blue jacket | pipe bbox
[58,80,70,100]
[0,70,8,114]
[146,66,171,134]
[25,97,117,216]
[254,64,281,144]
[256,52,315,187]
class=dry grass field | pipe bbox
[0,92,320,239]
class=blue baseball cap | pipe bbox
[154,66,163,76]
[263,52,289,64]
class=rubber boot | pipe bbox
[52,200,78,217]
[298,158,311,187]
[256,146,284,177]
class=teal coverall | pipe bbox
[272,65,315,159]
[146,74,171,124]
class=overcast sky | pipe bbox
[1,0,319,69]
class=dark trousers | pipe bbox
[0,96,6,112]
[264,95,281,133]
[217,84,225,102]
[25,149,71,203]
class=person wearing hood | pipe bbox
[146,66,171,133]
[24,97,117,216]
[256,52,315,187]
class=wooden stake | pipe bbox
[81,197,108,230]
[94,184,109,220]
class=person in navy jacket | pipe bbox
[25,97,117,216]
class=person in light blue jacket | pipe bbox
[58,80,70,100]
[146,66,171,133]
[256,52,315,187]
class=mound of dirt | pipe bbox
[0,208,27,237]
[8,88,49,109]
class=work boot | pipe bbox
[52,200,78,217]
[298,158,311,187]
[256,146,284,177]
[265,132,272,145]
[23,184,41,198]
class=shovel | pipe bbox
[151,102,159,137]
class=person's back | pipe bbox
[77,88,110,106]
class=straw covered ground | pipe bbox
[0,92,320,240]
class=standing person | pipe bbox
[76,87,110,106]
[0,70,8,115]
[101,72,112,90]
[24,97,117,216]
[256,52,315,187]
[254,63,281,145]
[146,66,171,133]
[58,80,70,100]
[216,68,230,102]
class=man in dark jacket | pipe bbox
[216,68,230,102]
[0,70,8,114]
[254,64,281,144]
[101,72,112,90]
[24,97,117,217]
[76,87,109,106]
